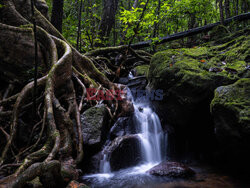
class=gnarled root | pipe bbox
[0,0,151,186]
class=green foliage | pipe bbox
[45,0,246,51]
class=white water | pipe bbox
[83,74,167,187]
[98,88,166,175]
[134,102,164,163]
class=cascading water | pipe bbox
[134,102,165,164]
[98,88,166,174]
[82,74,168,187]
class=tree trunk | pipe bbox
[133,0,138,9]
[51,0,64,33]
[219,0,225,25]
[235,0,239,15]
[225,0,230,18]
[98,0,119,40]
[76,0,83,51]
[243,0,249,13]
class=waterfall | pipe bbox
[135,103,164,163]
[99,87,166,173]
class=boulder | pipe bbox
[81,104,110,151]
[134,65,149,76]
[211,78,250,168]
[127,76,148,91]
[147,28,250,160]
[104,135,141,171]
[110,116,136,140]
[147,161,195,178]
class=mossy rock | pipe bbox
[211,78,250,142]
[81,104,110,150]
[134,65,149,76]
[210,78,250,168]
[148,27,249,127]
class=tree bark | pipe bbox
[98,0,119,40]
[132,0,138,9]
[219,0,225,25]
[51,0,64,33]
[76,0,83,51]
[225,0,230,18]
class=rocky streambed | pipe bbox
[79,26,250,187]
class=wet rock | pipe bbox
[211,78,250,169]
[117,99,134,117]
[127,76,148,91]
[147,161,195,178]
[110,117,136,140]
[88,152,103,173]
[105,135,142,171]
[118,77,129,85]
[81,104,110,151]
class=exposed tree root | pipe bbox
[0,0,151,187]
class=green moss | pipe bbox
[149,27,250,92]
[211,78,250,124]
[182,47,209,57]
[134,65,149,76]
[84,105,106,128]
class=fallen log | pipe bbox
[130,12,250,49]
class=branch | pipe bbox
[129,12,250,49]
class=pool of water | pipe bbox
[81,163,250,188]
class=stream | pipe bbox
[80,75,250,188]
[82,85,169,187]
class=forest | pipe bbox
[0,0,249,187]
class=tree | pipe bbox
[219,0,225,25]
[51,0,64,33]
[98,0,119,40]
[76,0,83,51]
[0,0,141,186]
[224,0,230,18]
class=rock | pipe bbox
[147,28,250,160]
[134,65,149,76]
[127,76,148,91]
[81,104,110,151]
[148,28,249,127]
[117,99,134,117]
[118,77,129,85]
[110,116,136,140]
[147,161,195,178]
[88,152,103,173]
[104,135,142,171]
[211,78,250,168]
[67,180,89,188]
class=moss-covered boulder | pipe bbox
[147,27,249,160]
[134,65,149,76]
[148,28,249,127]
[81,105,110,151]
[210,78,250,166]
